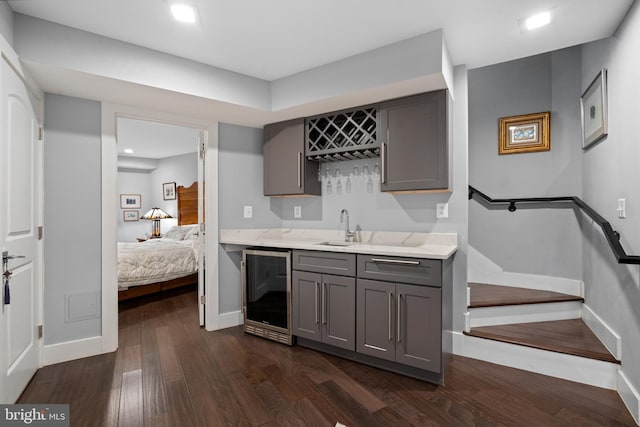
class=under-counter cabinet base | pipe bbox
[291,249,452,385]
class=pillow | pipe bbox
[184,225,199,240]
[164,226,188,240]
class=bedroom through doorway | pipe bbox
[115,117,204,322]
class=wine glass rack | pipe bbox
[306,107,380,162]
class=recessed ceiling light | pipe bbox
[523,11,551,31]
[123,148,134,154]
[171,4,197,23]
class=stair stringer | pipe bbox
[468,245,583,296]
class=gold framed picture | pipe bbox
[498,111,550,155]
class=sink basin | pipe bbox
[315,241,354,247]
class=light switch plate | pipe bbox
[243,205,253,219]
[294,206,302,218]
[436,203,449,219]
[617,198,626,219]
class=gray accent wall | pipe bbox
[44,94,102,345]
[581,0,640,393]
[218,123,281,314]
[468,48,583,279]
[0,0,12,46]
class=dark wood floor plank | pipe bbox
[118,369,143,427]
[17,288,636,427]
[468,318,619,363]
[468,283,583,307]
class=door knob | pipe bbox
[3,251,25,306]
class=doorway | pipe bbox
[115,117,203,319]
[100,104,219,354]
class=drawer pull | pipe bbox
[388,291,392,342]
[371,258,420,266]
[315,282,320,324]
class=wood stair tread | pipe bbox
[465,319,619,364]
[468,283,583,308]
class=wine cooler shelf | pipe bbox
[306,107,380,160]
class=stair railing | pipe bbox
[468,185,640,265]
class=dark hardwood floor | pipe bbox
[18,287,635,426]
[468,283,583,308]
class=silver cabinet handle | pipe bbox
[322,282,327,325]
[388,291,392,342]
[371,258,420,265]
[297,152,302,188]
[381,142,386,184]
[397,293,402,344]
[315,282,320,324]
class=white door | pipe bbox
[198,131,206,326]
[0,58,41,403]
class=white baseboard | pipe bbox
[582,304,621,360]
[43,336,106,366]
[618,370,640,425]
[469,301,582,328]
[451,331,619,390]
[468,246,583,296]
[217,310,243,330]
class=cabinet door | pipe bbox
[292,270,322,342]
[263,118,321,196]
[322,274,356,351]
[396,284,441,372]
[356,279,395,361]
[380,91,448,192]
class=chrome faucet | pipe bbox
[340,209,356,242]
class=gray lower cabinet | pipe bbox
[263,118,321,196]
[292,270,356,351]
[356,278,441,372]
[379,90,448,192]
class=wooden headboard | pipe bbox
[177,182,198,225]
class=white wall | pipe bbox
[117,152,198,242]
[581,0,640,398]
[468,48,583,280]
[0,0,12,46]
[43,94,102,345]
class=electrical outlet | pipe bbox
[243,205,253,219]
[617,198,626,219]
[294,206,302,218]
[436,203,449,219]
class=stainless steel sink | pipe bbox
[315,241,354,247]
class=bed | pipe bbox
[118,182,200,301]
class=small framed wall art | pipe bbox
[581,68,608,149]
[498,111,551,155]
[123,210,139,222]
[163,182,177,200]
[120,194,141,209]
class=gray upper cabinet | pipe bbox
[263,118,321,196]
[379,90,448,192]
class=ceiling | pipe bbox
[7,0,634,81]
[117,117,199,159]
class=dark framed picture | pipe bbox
[123,210,139,222]
[163,182,177,200]
[498,111,550,155]
[581,68,608,149]
[120,194,141,209]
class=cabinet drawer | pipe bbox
[292,250,356,276]
[357,255,441,286]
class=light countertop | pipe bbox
[219,228,457,259]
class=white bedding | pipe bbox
[118,238,198,289]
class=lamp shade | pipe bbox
[141,207,172,238]
[141,207,172,220]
